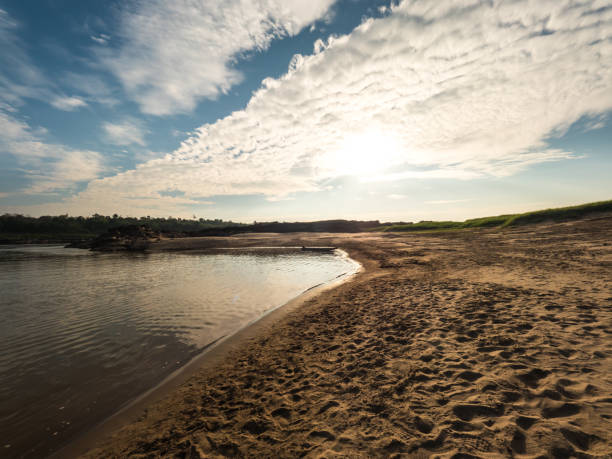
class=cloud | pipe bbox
[22,149,106,194]
[0,109,105,194]
[0,8,53,107]
[51,96,88,111]
[0,9,107,199]
[90,33,110,45]
[102,120,147,146]
[47,0,612,215]
[581,113,608,132]
[63,72,118,107]
[1,9,102,110]
[102,0,336,115]
[0,109,30,141]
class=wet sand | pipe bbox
[75,215,611,457]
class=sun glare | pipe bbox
[323,130,403,178]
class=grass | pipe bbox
[380,199,612,232]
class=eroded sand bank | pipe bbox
[74,215,611,457]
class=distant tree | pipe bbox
[0,213,241,243]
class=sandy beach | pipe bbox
[73,214,611,458]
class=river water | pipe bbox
[0,244,358,458]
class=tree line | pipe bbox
[0,214,240,243]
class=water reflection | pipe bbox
[0,245,357,458]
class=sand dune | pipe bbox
[78,215,611,458]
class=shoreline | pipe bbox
[58,218,612,457]
[55,248,363,459]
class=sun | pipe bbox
[323,130,403,178]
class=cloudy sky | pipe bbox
[0,0,610,222]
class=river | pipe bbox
[0,244,357,458]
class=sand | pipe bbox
[75,215,611,458]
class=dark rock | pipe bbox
[90,225,160,252]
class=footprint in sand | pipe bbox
[517,368,550,388]
[450,420,478,432]
[242,419,269,435]
[308,430,335,442]
[271,407,291,420]
[515,415,537,430]
[452,403,504,421]
[317,400,339,414]
[510,429,527,454]
[456,370,483,382]
[560,427,600,451]
[541,402,581,418]
[414,415,434,434]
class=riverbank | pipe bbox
[55,248,360,459]
[75,214,611,457]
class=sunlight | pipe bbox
[323,130,403,178]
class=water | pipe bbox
[0,245,357,458]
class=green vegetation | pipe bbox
[380,200,612,232]
[500,200,612,227]
[1,200,610,243]
[0,214,240,243]
[210,220,381,235]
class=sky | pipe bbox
[0,0,610,223]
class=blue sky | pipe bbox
[0,0,610,222]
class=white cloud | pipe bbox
[102,120,147,146]
[102,0,336,115]
[51,96,87,111]
[22,149,106,194]
[63,72,118,107]
[0,109,30,141]
[0,109,105,194]
[37,0,612,216]
[91,33,110,45]
[387,194,407,200]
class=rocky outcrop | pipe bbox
[90,225,160,252]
